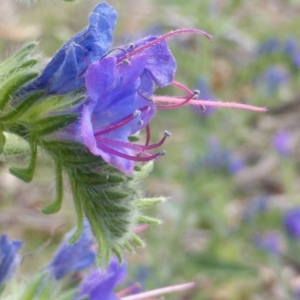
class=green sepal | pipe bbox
[9,136,37,182]
[68,179,84,244]
[32,114,78,136]
[135,197,166,208]
[0,42,37,75]
[0,91,45,122]
[18,59,39,71]
[131,233,145,247]
[136,215,162,225]
[41,161,63,214]
[0,72,38,111]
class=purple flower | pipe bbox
[21,2,117,95]
[54,31,178,174]
[283,207,300,239]
[273,129,291,157]
[74,257,127,300]
[0,235,23,286]
[80,45,174,173]
[256,38,281,56]
[256,65,290,96]
[253,232,281,255]
[242,194,268,222]
[193,137,245,174]
[49,220,96,279]
[294,51,300,69]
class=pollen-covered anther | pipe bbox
[123,59,131,65]
[199,105,206,112]
[133,110,141,118]
[164,130,171,137]
[193,89,200,98]
[159,150,166,157]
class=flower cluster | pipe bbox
[0,2,266,265]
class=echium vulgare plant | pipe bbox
[0,2,266,265]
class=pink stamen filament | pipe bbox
[94,106,151,136]
[120,282,195,300]
[99,144,165,162]
[117,28,213,63]
[155,92,198,110]
[172,81,194,96]
[154,96,268,112]
[98,131,170,152]
[145,124,151,146]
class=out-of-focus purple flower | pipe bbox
[21,2,117,95]
[74,257,127,300]
[256,65,290,96]
[0,235,23,286]
[49,220,96,280]
[273,129,291,157]
[283,207,300,239]
[294,52,300,69]
[253,231,281,255]
[193,137,245,174]
[192,78,216,117]
[283,37,298,57]
[256,38,281,56]
[242,194,268,222]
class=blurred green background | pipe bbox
[1,0,300,299]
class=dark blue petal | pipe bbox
[49,219,96,279]
[22,2,117,95]
[0,235,23,286]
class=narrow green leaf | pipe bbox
[9,137,37,182]
[41,161,63,214]
[1,91,45,122]
[0,72,38,111]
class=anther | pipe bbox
[101,47,128,59]
[159,150,166,157]
[199,105,206,112]
[123,59,131,65]
[193,89,200,97]
[138,120,144,126]
[164,130,171,137]
[129,43,134,49]
[133,110,141,118]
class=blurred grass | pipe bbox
[1,0,300,299]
